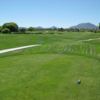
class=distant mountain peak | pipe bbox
[70,23,98,29]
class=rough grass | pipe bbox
[0,32,100,100]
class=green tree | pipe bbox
[2,22,18,32]
[1,28,10,33]
[27,27,35,31]
[19,27,27,33]
[58,28,64,32]
[99,23,100,30]
[0,26,2,32]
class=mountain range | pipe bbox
[70,23,98,29]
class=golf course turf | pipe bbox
[0,32,100,100]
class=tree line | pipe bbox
[0,22,100,34]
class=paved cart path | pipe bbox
[80,38,100,42]
[0,44,41,54]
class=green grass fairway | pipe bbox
[0,32,100,100]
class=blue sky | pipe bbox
[0,0,100,27]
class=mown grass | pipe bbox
[0,32,96,49]
[0,32,100,100]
